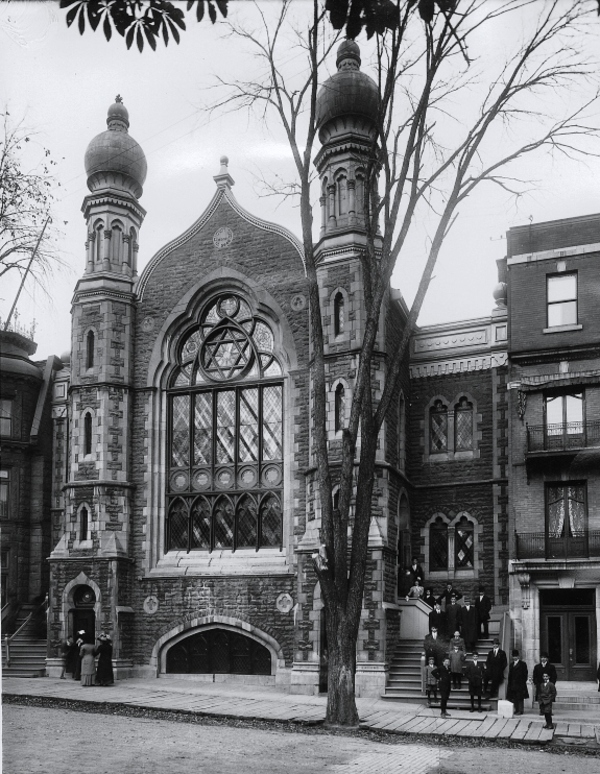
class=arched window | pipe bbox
[429,516,448,571]
[454,396,474,451]
[127,227,136,267]
[429,400,448,453]
[79,506,89,541]
[334,383,345,432]
[336,174,348,216]
[94,222,103,262]
[83,413,92,456]
[111,222,123,263]
[86,330,95,369]
[166,294,284,554]
[333,292,344,336]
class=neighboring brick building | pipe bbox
[506,214,600,681]
[37,41,597,695]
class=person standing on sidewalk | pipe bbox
[80,635,97,687]
[95,633,114,686]
[506,649,529,715]
[532,653,557,702]
[464,651,486,712]
[424,656,438,708]
[484,638,507,698]
[432,657,452,718]
[538,672,557,729]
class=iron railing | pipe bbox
[526,420,600,453]
[515,530,600,560]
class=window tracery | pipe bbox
[166,294,284,553]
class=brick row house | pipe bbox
[3,40,597,695]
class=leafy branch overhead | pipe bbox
[59,0,229,51]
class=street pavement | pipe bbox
[2,675,599,747]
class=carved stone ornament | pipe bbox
[143,595,159,615]
[517,390,527,421]
[276,592,294,613]
[516,573,530,609]
[290,294,307,311]
[141,316,155,333]
[213,226,234,249]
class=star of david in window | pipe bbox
[202,324,253,381]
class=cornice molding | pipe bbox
[410,352,508,378]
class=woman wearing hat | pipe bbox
[73,630,86,680]
[95,633,114,686]
[79,634,97,687]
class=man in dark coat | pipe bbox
[474,585,492,638]
[459,598,479,652]
[428,601,447,637]
[423,627,448,666]
[445,595,462,638]
[407,557,425,587]
[506,649,529,715]
[464,651,486,712]
[532,652,558,702]
[484,638,507,698]
[432,656,452,718]
[437,582,462,610]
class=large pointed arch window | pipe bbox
[167,294,284,553]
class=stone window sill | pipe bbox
[543,324,582,334]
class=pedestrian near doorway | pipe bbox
[532,652,557,702]
[95,633,114,686]
[79,636,96,687]
[506,649,528,715]
[538,673,557,729]
[73,630,85,680]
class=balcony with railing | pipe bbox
[515,530,600,560]
[526,420,600,456]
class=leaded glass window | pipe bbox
[454,517,474,568]
[454,397,473,451]
[430,400,448,453]
[429,517,448,570]
[166,294,284,553]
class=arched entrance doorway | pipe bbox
[70,585,96,642]
[165,628,272,675]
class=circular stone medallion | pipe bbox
[276,593,294,613]
[143,595,159,615]
[141,316,155,332]
[290,294,306,311]
[213,226,233,249]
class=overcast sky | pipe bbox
[1,0,599,360]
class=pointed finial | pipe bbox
[214,155,235,190]
[115,94,123,104]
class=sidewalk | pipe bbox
[3,676,599,747]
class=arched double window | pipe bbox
[167,294,284,553]
[427,512,477,573]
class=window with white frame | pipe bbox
[547,272,577,327]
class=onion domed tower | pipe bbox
[314,40,380,238]
[50,97,147,671]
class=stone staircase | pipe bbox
[2,608,47,678]
[383,636,498,711]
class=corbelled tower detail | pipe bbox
[49,98,146,674]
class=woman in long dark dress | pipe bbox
[80,638,96,687]
[95,634,114,686]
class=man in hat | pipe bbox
[474,585,492,638]
[465,651,486,712]
[484,638,507,698]
[431,656,452,718]
[445,594,462,639]
[506,649,529,715]
[532,652,558,703]
[459,598,479,653]
[423,627,447,667]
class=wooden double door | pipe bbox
[540,589,596,681]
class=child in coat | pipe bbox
[425,656,438,707]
